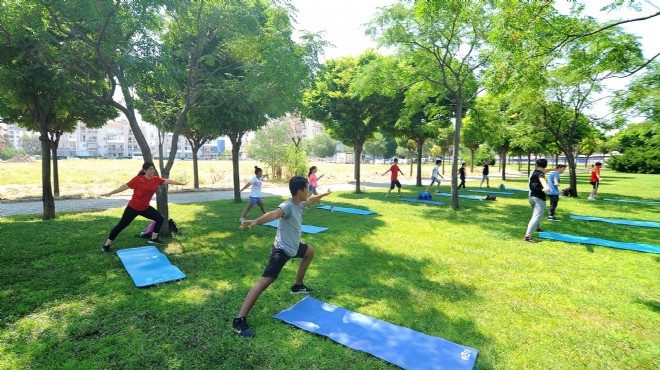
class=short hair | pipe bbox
[536,158,548,168]
[462,163,466,166]
[436,159,441,165]
[595,162,602,166]
[556,164,567,169]
[393,158,398,163]
[289,176,308,196]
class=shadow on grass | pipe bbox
[1,195,496,369]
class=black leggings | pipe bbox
[548,195,559,217]
[108,205,164,241]
[459,178,466,189]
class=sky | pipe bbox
[289,0,659,61]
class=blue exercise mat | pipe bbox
[467,190,515,195]
[274,296,478,370]
[400,197,445,206]
[570,215,660,228]
[603,198,660,205]
[317,205,376,215]
[502,187,528,192]
[262,219,328,234]
[538,232,660,254]
[435,192,483,201]
[116,246,186,288]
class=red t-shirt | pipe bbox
[590,167,600,182]
[390,164,400,181]
[127,175,166,211]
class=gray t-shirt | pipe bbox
[274,198,306,257]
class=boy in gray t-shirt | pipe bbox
[233,176,331,338]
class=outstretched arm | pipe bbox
[317,174,325,180]
[306,189,332,206]
[382,169,391,176]
[241,207,284,229]
[240,182,252,192]
[540,177,550,193]
[102,184,130,197]
[163,179,187,186]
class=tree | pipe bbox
[363,132,389,160]
[606,121,659,174]
[249,120,290,179]
[304,51,400,193]
[18,134,40,156]
[369,1,486,208]
[307,131,337,159]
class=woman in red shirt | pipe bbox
[101,162,186,253]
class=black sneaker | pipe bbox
[536,227,544,232]
[548,216,561,222]
[523,235,536,243]
[291,284,314,294]
[232,317,255,338]
[102,245,111,254]
[148,238,166,244]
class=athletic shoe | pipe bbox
[148,238,166,244]
[385,194,389,197]
[587,197,595,201]
[536,227,544,232]
[291,284,314,294]
[523,235,536,243]
[232,317,255,338]
[102,245,111,254]
[548,216,561,222]
[239,217,245,223]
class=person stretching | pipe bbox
[239,166,268,222]
[101,161,186,253]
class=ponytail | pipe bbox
[308,166,317,177]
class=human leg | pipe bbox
[525,197,545,237]
[241,203,254,218]
[294,244,314,286]
[106,206,140,246]
[396,180,402,196]
[140,206,164,240]
[257,199,267,214]
[548,195,559,218]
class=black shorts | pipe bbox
[262,243,309,279]
[590,181,599,189]
[390,180,401,190]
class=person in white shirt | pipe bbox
[425,159,444,193]
[239,166,268,222]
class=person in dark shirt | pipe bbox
[458,163,467,190]
[524,159,550,243]
[479,162,490,188]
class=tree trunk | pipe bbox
[469,148,476,173]
[231,135,243,202]
[527,151,532,177]
[39,131,55,220]
[518,154,522,172]
[416,140,424,186]
[155,185,171,236]
[51,142,60,197]
[585,155,590,169]
[192,142,201,189]
[353,142,363,193]
[451,100,462,210]
[565,151,579,197]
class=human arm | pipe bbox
[317,174,325,180]
[381,169,391,176]
[101,184,130,197]
[539,176,550,193]
[306,189,332,206]
[240,207,284,229]
[240,181,252,192]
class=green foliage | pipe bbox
[306,131,337,158]
[0,147,25,160]
[473,146,497,168]
[248,121,289,179]
[611,61,660,123]
[18,135,40,156]
[606,121,659,174]
[283,144,308,178]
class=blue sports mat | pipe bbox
[603,198,660,205]
[570,215,660,228]
[317,205,375,215]
[400,197,445,206]
[502,187,528,192]
[274,296,478,370]
[262,219,328,234]
[467,190,515,195]
[435,192,483,201]
[538,232,660,254]
[116,246,186,288]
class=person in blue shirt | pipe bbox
[547,164,566,221]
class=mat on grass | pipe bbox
[538,232,660,254]
[501,187,529,192]
[317,205,376,215]
[274,296,478,370]
[400,197,445,206]
[116,246,186,288]
[435,192,483,201]
[467,190,515,195]
[569,215,660,228]
[602,198,660,205]
[262,219,328,234]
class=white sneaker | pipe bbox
[239,217,245,222]
[587,197,594,201]
[385,194,389,197]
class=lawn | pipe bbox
[0,171,658,369]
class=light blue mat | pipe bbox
[603,198,660,205]
[400,197,445,206]
[116,246,186,288]
[538,232,660,254]
[467,190,515,195]
[317,205,376,215]
[502,187,528,192]
[262,219,328,234]
[570,215,660,228]
[274,296,478,370]
[435,192,483,201]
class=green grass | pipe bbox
[1,171,658,369]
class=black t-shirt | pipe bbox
[529,169,546,201]
[483,164,489,175]
[459,167,466,179]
